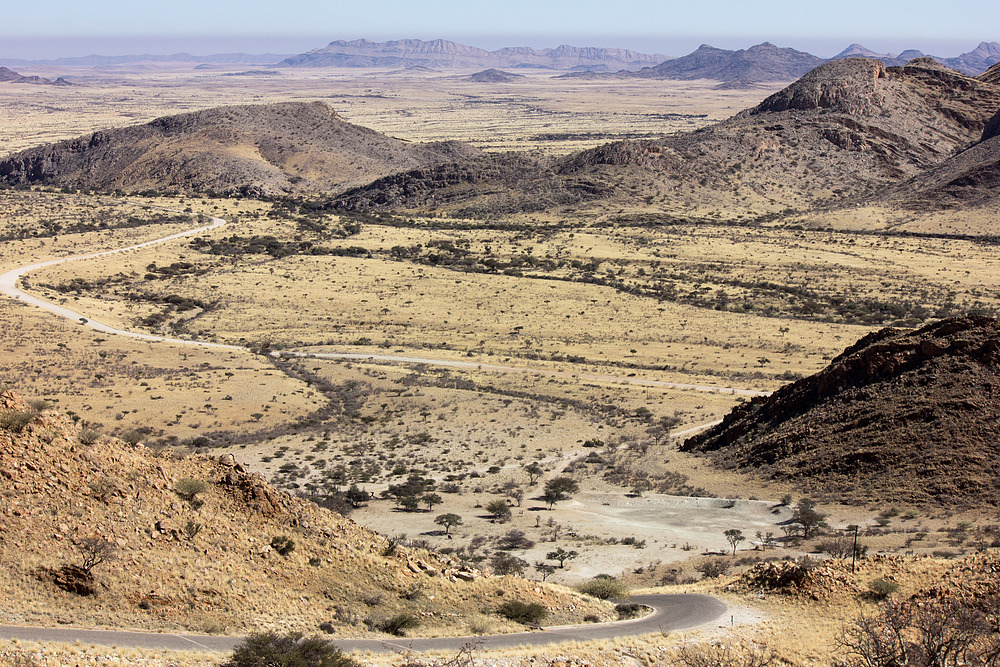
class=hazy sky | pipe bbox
[2,0,997,59]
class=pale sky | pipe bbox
[2,0,996,60]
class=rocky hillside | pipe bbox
[681,317,1000,506]
[0,391,606,635]
[335,58,1000,218]
[0,101,479,197]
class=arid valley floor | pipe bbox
[3,54,1000,666]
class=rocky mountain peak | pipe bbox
[749,58,888,115]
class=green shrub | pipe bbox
[0,408,38,433]
[496,599,548,625]
[615,602,645,619]
[174,477,207,501]
[223,631,360,667]
[78,427,101,445]
[376,613,420,636]
[577,575,631,600]
[271,535,295,556]
[868,577,899,599]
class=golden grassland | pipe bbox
[0,66,781,156]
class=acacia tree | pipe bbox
[421,493,443,512]
[724,529,745,555]
[546,547,579,569]
[542,476,579,509]
[485,499,512,523]
[793,498,827,539]
[525,462,544,485]
[77,537,117,575]
[434,513,462,536]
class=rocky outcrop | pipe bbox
[682,317,1000,506]
[749,58,887,115]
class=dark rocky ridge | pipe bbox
[630,42,825,82]
[334,58,1000,217]
[682,317,1000,506]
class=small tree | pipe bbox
[496,529,535,551]
[174,477,207,509]
[496,600,547,625]
[77,537,117,575]
[525,462,544,485]
[490,552,528,576]
[435,513,462,535]
[542,476,579,509]
[345,484,370,508]
[546,547,579,569]
[696,559,731,579]
[534,562,556,581]
[793,498,827,539]
[400,495,420,512]
[724,529,746,555]
[578,574,631,601]
[485,499,512,523]
[421,493,443,512]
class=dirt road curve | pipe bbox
[0,593,728,654]
[0,210,773,400]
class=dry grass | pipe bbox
[0,66,781,156]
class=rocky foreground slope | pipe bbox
[0,101,478,197]
[682,317,1000,506]
[0,391,605,635]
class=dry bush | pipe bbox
[837,597,1000,667]
[675,640,775,667]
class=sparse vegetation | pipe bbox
[223,632,360,667]
[577,574,630,600]
[496,600,548,625]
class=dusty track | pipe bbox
[0,209,771,398]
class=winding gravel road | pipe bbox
[0,210,772,398]
[0,594,728,654]
[0,212,242,350]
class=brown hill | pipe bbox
[0,391,605,634]
[681,317,1000,507]
[0,101,478,197]
[465,68,526,83]
[335,58,1000,218]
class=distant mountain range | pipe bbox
[0,53,292,68]
[3,39,999,80]
[277,38,669,71]
[562,40,1000,82]
[830,41,1000,76]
